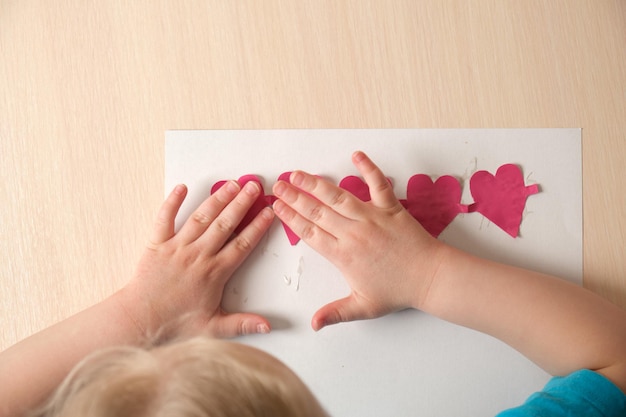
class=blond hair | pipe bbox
[29,338,328,417]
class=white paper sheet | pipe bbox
[165,129,582,417]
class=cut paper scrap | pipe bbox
[211,175,271,236]
[400,175,469,237]
[468,164,540,237]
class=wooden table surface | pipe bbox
[1,1,625,351]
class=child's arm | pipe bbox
[0,181,274,417]
[272,151,626,393]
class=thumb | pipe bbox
[210,312,272,338]
[312,294,377,331]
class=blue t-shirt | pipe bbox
[496,370,626,416]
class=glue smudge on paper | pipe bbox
[462,157,479,180]
[296,256,304,291]
[283,256,305,291]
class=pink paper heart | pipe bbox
[468,164,539,237]
[211,175,271,235]
[339,176,372,202]
[400,175,468,237]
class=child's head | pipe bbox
[31,337,327,417]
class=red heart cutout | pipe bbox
[468,164,539,237]
[211,175,271,235]
[339,176,372,202]
[400,175,468,237]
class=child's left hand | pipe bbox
[117,181,275,340]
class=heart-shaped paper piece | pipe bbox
[468,164,539,237]
[339,175,372,202]
[400,175,468,237]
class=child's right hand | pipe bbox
[272,151,446,331]
[273,152,626,395]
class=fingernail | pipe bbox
[313,319,326,332]
[261,206,274,220]
[174,184,186,195]
[273,181,287,196]
[272,199,285,214]
[257,323,270,334]
[353,151,366,162]
[244,181,260,195]
[290,171,305,187]
[225,180,240,194]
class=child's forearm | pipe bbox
[0,291,144,417]
[420,245,626,391]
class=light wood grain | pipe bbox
[1,0,625,351]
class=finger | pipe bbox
[311,294,381,331]
[150,184,188,246]
[352,151,400,210]
[288,171,365,218]
[272,198,338,259]
[215,206,275,275]
[277,172,364,222]
[209,311,272,338]
[199,181,265,254]
[177,180,242,244]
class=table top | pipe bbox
[1,1,625,351]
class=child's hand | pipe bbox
[272,151,445,331]
[118,180,275,340]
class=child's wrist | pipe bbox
[409,241,452,312]
[110,286,162,345]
